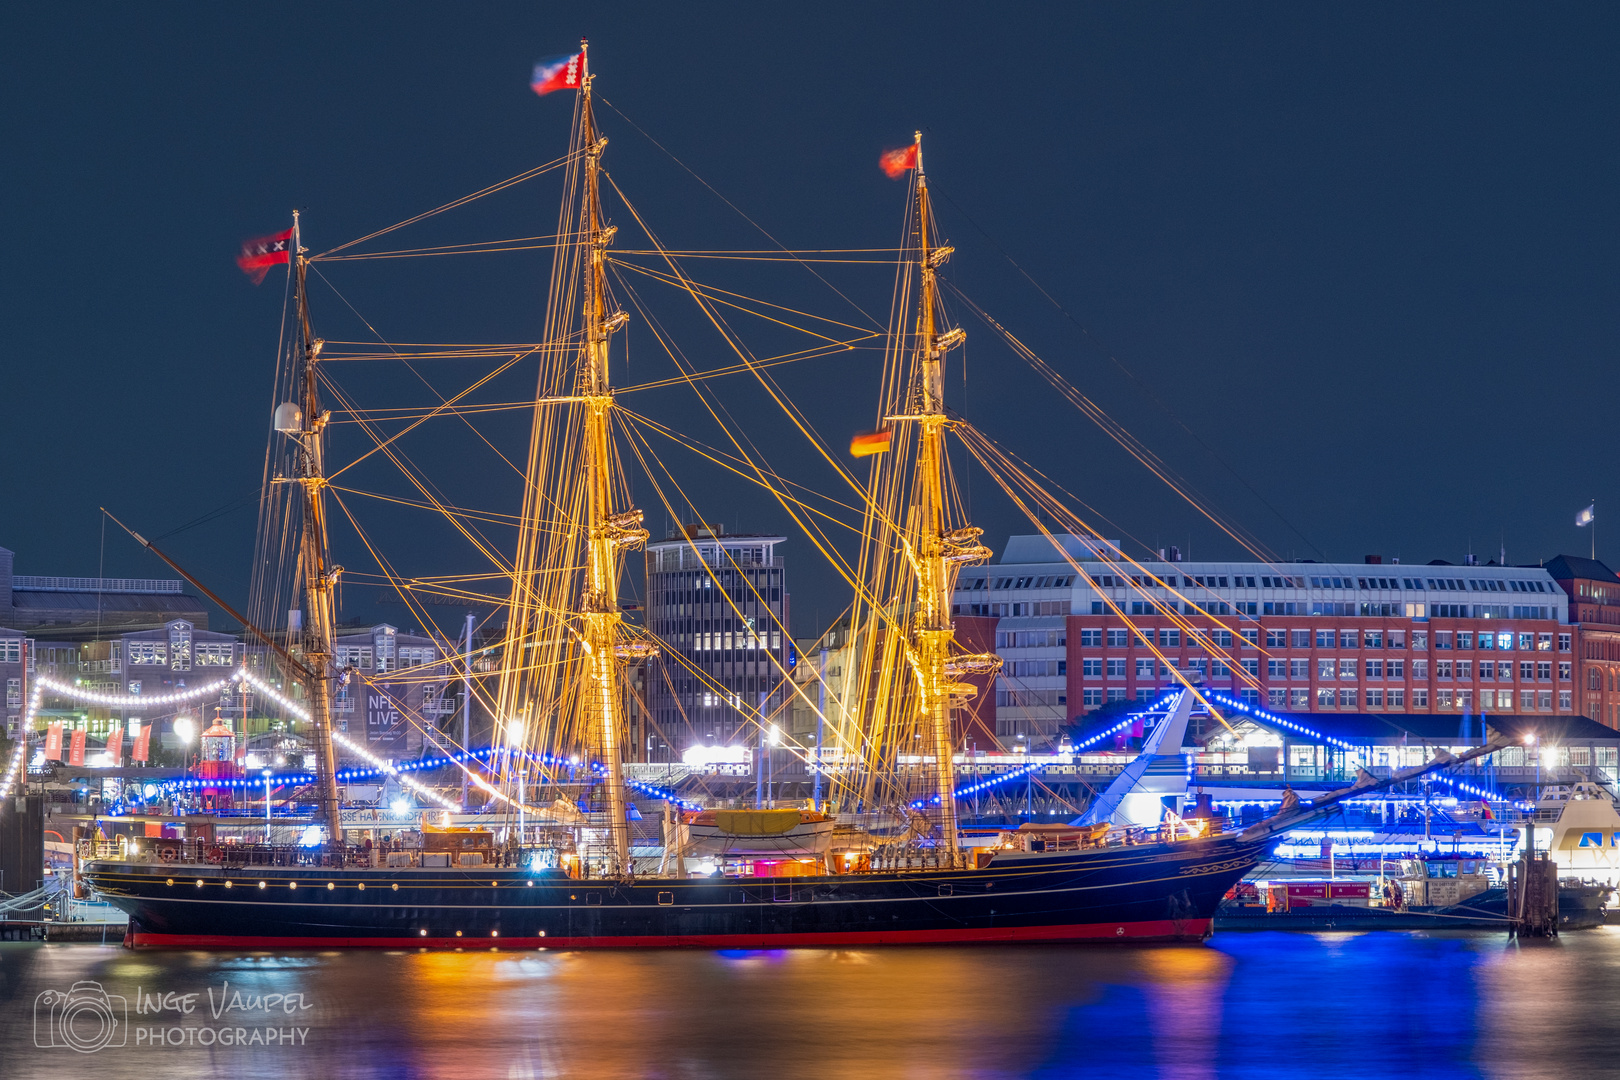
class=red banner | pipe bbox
[44,723,63,761]
[68,728,87,767]
[132,722,151,763]
[106,732,122,767]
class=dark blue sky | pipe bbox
[4,5,1617,635]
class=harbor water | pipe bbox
[2,929,1617,1079]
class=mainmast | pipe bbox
[902,134,995,863]
[288,212,344,840]
[576,43,646,875]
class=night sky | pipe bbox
[4,5,1618,638]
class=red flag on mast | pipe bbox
[880,144,919,178]
[236,227,293,284]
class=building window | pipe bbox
[1437,689,1455,708]
[1211,659,1230,678]
[1267,660,1287,678]
[0,640,20,664]
[1389,659,1405,678]
[1239,688,1259,705]
[1367,689,1384,707]
[1107,629,1129,647]
[1436,660,1453,680]
[1338,659,1357,679]
[1107,688,1127,703]
[4,679,17,709]
[1136,688,1154,702]
[1539,691,1553,711]
[1080,629,1102,647]
[1290,659,1309,679]
[1365,660,1384,678]
[1083,689,1103,706]
[1560,633,1572,652]
[1159,629,1180,647]
[1364,631,1384,649]
[1458,632,1474,650]
[1537,661,1552,682]
[1106,659,1127,677]
[1339,688,1358,707]
[1291,630,1310,648]
[1316,688,1335,707]
[1289,689,1310,708]
[1521,690,1536,711]
[1411,689,1427,707]
[1388,689,1405,707]
[1315,630,1333,648]
[1135,659,1156,678]
[1413,632,1428,650]
[1082,659,1102,678]
[1339,630,1357,650]
[1318,659,1336,680]
[1456,660,1472,680]
[1559,662,1572,682]
[1241,659,1259,677]
[1268,688,1286,708]
[1266,630,1287,648]
[1241,630,1259,647]
[1559,690,1572,710]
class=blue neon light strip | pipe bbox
[1207,692,1357,751]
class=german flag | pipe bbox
[850,429,892,457]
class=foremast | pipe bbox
[288,212,344,840]
[901,134,996,863]
[575,45,646,876]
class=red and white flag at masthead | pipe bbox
[236,227,293,284]
[880,143,919,178]
[531,51,584,96]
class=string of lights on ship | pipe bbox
[3,675,1530,821]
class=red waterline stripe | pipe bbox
[130,919,1212,949]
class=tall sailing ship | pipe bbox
[79,44,1494,947]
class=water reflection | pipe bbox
[1,931,1616,1078]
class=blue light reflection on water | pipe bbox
[1,930,1616,1079]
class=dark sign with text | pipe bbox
[365,687,406,751]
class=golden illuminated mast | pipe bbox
[899,133,998,862]
[574,44,647,875]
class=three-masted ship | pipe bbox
[82,44,1488,947]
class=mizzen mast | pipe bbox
[901,133,996,863]
[287,211,344,840]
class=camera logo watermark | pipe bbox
[34,981,127,1053]
[32,979,312,1052]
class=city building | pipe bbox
[954,534,1589,750]
[330,623,457,761]
[0,545,207,637]
[643,526,791,756]
[1543,556,1620,727]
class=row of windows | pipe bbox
[957,602,1070,617]
[965,575,1077,590]
[962,571,1556,595]
[997,630,1066,648]
[996,689,1065,707]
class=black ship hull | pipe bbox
[85,834,1269,949]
